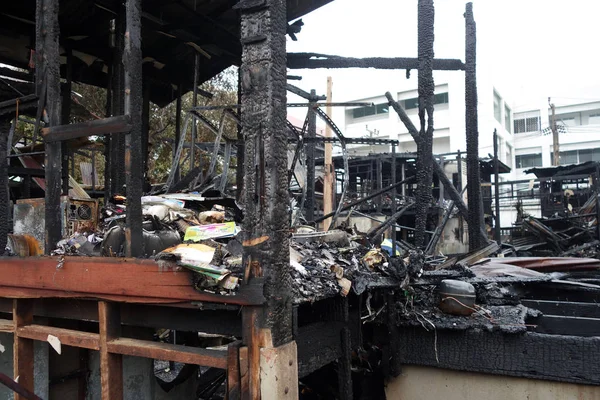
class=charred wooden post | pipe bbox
[236,73,244,202]
[305,90,317,221]
[142,82,150,182]
[38,0,62,254]
[414,0,435,249]
[123,0,144,257]
[0,120,9,254]
[493,129,501,244]
[465,2,484,250]
[110,12,126,197]
[391,144,397,255]
[376,156,383,213]
[61,47,73,195]
[456,149,464,241]
[104,63,113,201]
[238,0,296,396]
[191,53,200,175]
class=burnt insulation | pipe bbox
[240,0,293,346]
[414,0,435,249]
[465,2,484,251]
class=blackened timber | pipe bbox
[40,0,63,254]
[240,0,291,350]
[493,129,501,244]
[385,92,489,244]
[286,84,326,101]
[414,0,436,249]
[311,176,415,224]
[465,3,484,251]
[395,328,600,386]
[110,11,126,197]
[0,120,9,255]
[0,95,38,115]
[124,0,144,257]
[61,47,73,195]
[287,53,465,70]
[41,116,132,142]
[305,90,317,221]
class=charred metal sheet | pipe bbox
[287,53,465,70]
[465,3,484,251]
[240,0,292,346]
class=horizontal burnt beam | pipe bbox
[395,327,600,385]
[287,53,465,70]
[41,115,132,142]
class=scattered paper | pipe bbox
[184,222,239,242]
[0,341,4,353]
[47,334,62,355]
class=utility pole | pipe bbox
[549,97,559,166]
[323,77,334,230]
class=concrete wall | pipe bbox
[386,366,600,400]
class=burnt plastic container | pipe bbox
[438,279,476,316]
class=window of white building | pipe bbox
[402,92,449,110]
[514,110,541,134]
[493,91,501,123]
[351,103,389,119]
[515,153,542,168]
[588,113,600,124]
[504,104,511,133]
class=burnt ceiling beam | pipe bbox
[287,53,465,70]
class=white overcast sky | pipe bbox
[286,0,600,118]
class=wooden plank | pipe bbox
[227,341,242,400]
[41,115,132,142]
[99,301,123,400]
[239,346,250,400]
[13,299,34,400]
[0,318,14,333]
[107,338,227,369]
[522,299,600,318]
[0,257,264,305]
[17,325,100,350]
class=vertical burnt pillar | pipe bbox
[38,0,62,253]
[110,11,126,197]
[123,0,143,257]
[414,0,435,249]
[141,81,150,185]
[391,144,397,256]
[61,47,73,195]
[305,90,317,222]
[236,73,244,202]
[238,0,296,397]
[0,120,10,254]
[465,2,484,250]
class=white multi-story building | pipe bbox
[513,100,600,177]
[342,72,515,173]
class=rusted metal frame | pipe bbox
[163,113,191,192]
[123,0,144,257]
[287,52,466,70]
[425,186,468,255]
[191,53,200,176]
[305,91,317,222]
[287,138,303,185]
[385,92,488,244]
[413,0,436,249]
[0,120,9,254]
[314,107,345,140]
[465,2,484,251]
[219,141,233,193]
[311,175,416,224]
[0,372,42,400]
[39,0,62,254]
[42,115,133,142]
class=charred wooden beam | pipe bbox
[39,0,63,254]
[287,53,465,70]
[124,0,144,257]
[41,115,132,142]
[414,0,436,249]
[0,120,9,255]
[109,11,126,197]
[0,95,38,116]
[61,47,73,195]
[286,84,326,101]
[465,3,484,251]
[305,90,317,221]
[385,92,488,244]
